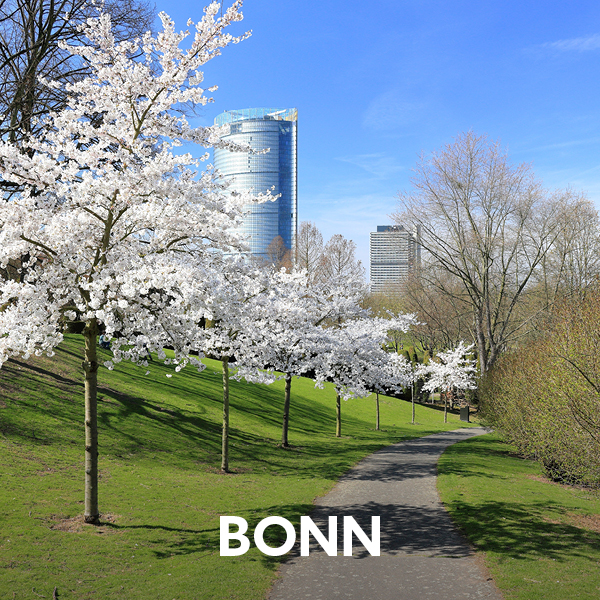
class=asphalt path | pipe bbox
[267,427,503,600]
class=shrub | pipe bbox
[480,293,600,487]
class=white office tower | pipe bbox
[369,225,421,293]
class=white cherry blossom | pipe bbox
[0,3,260,522]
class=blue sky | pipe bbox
[159,0,600,271]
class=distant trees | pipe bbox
[295,221,323,284]
[321,234,365,284]
[370,270,472,356]
[313,314,415,437]
[417,342,477,423]
[394,131,590,374]
[266,235,292,271]
[294,221,364,287]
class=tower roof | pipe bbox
[215,108,297,126]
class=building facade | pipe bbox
[369,225,420,293]
[213,108,298,260]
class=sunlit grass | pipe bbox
[1,334,472,599]
[438,433,600,600]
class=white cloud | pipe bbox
[362,90,424,131]
[335,152,406,179]
[526,137,600,152]
[539,33,600,52]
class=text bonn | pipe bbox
[220,515,380,557]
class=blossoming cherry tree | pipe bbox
[0,2,260,523]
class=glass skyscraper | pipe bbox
[213,108,298,259]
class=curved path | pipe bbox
[267,427,503,600]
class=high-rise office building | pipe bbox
[213,108,298,259]
[370,225,420,293]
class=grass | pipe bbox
[0,334,472,600]
[437,432,600,600]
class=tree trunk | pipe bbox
[83,319,99,524]
[476,310,489,375]
[221,357,230,473]
[411,381,415,425]
[335,391,342,438]
[281,373,292,447]
[375,392,380,431]
[443,389,448,423]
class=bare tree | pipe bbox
[295,220,323,283]
[0,0,155,168]
[400,268,473,355]
[394,131,578,374]
[321,234,365,285]
[539,195,600,301]
[266,235,292,271]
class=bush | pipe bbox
[480,293,600,487]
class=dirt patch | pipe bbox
[568,512,600,533]
[524,473,593,491]
[542,512,600,533]
[50,513,119,534]
[204,465,254,474]
[542,515,563,526]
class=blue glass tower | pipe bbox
[214,108,298,259]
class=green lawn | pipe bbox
[0,334,471,600]
[438,432,600,600]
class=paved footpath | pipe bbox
[267,427,503,600]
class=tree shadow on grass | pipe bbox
[0,355,375,479]
[101,502,316,568]
[232,387,335,436]
[438,435,524,480]
[99,520,220,561]
[2,341,450,482]
[95,386,362,479]
[6,358,82,388]
[96,386,224,457]
[446,498,600,563]
[103,359,350,448]
[269,497,600,566]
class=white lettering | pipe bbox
[300,516,337,556]
[343,516,380,556]
[220,516,250,556]
[219,515,381,557]
[253,516,296,557]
